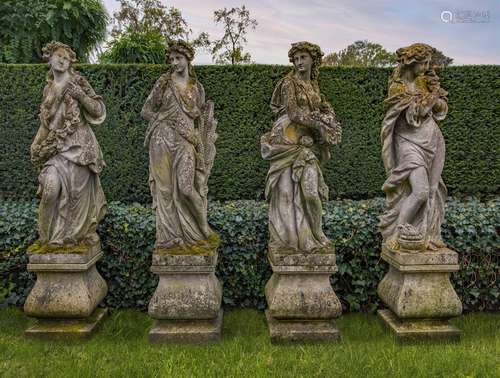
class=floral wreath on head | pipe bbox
[166,40,195,62]
[389,43,446,96]
[396,43,433,66]
[42,41,77,63]
[288,41,324,81]
[165,40,197,79]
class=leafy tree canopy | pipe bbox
[324,40,453,68]
[0,0,108,63]
[101,0,209,64]
[211,6,258,65]
[323,40,396,68]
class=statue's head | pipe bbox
[396,43,433,76]
[42,41,77,74]
[166,40,195,77]
[288,41,324,81]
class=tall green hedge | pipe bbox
[0,64,498,203]
[0,198,498,312]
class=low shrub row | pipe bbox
[0,198,498,312]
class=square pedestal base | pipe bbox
[378,309,461,343]
[149,309,223,344]
[265,310,341,343]
[25,308,108,340]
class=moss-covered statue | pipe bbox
[30,41,107,249]
[261,41,341,253]
[379,43,449,251]
[141,40,218,251]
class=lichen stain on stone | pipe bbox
[28,240,90,254]
[156,233,220,256]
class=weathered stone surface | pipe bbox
[265,249,342,342]
[261,41,341,255]
[28,242,101,265]
[149,309,223,343]
[151,252,216,267]
[378,309,460,342]
[376,43,462,342]
[260,42,342,343]
[148,250,223,343]
[379,43,449,252]
[269,248,338,273]
[32,42,107,247]
[24,247,108,318]
[266,272,341,320]
[266,310,340,343]
[378,244,462,341]
[142,40,217,250]
[25,308,107,340]
[378,246,462,319]
[266,249,341,320]
[381,244,458,271]
[148,271,222,320]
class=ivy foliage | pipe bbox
[0,64,498,202]
[1,198,498,312]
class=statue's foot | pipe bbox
[47,240,64,247]
[318,236,332,249]
[428,239,446,250]
[202,226,211,239]
[157,238,184,249]
[83,232,99,245]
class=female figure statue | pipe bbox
[142,40,217,250]
[261,41,341,253]
[30,41,107,247]
[379,43,449,251]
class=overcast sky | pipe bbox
[102,0,499,65]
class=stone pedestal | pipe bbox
[265,248,342,343]
[24,242,108,339]
[377,244,462,342]
[148,251,223,343]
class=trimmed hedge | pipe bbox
[1,198,498,312]
[0,64,499,203]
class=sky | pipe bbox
[102,0,499,65]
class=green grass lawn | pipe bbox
[0,308,498,378]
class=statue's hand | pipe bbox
[318,120,341,145]
[66,81,87,101]
[30,142,41,158]
[300,136,314,147]
[199,185,208,197]
[419,92,440,117]
[192,133,202,149]
[432,98,446,114]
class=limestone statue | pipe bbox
[143,41,222,343]
[261,42,343,343]
[25,41,108,337]
[261,41,341,253]
[30,41,107,248]
[379,43,449,252]
[377,44,461,341]
[142,40,217,251]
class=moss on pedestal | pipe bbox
[156,233,220,256]
[270,242,335,256]
[27,240,90,254]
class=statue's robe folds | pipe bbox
[34,74,107,245]
[379,80,448,247]
[142,74,211,246]
[261,73,336,252]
